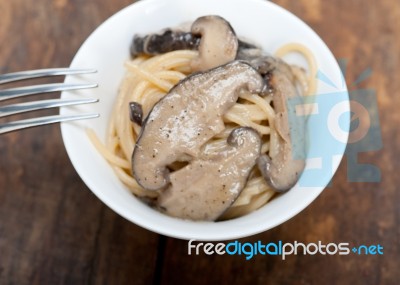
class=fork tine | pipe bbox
[0,98,99,117]
[0,68,97,84]
[0,113,99,134]
[0,83,98,101]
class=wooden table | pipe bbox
[0,0,398,284]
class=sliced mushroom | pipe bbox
[132,61,265,191]
[130,15,262,70]
[130,27,257,58]
[190,15,238,71]
[158,127,261,221]
[251,56,296,83]
[252,56,306,192]
[129,102,143,126]
[130,29,201,57]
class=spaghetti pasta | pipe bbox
[88,43,317,219]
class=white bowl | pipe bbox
[61,0,349,241]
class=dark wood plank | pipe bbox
[88,208,159,285]
[0,0,158,284]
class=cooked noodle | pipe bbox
[88,44,317,219]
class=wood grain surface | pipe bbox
[0,0,398,284]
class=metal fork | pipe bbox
[0,68,99,134]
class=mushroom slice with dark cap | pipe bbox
[129,27,257,59]
[130,29,201,57]
[130,15,241,71]
[251,56,306,192]
[132,61,265,191]
[157,127,262,221]
[190,15,239,71]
